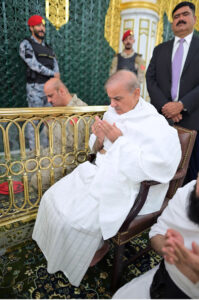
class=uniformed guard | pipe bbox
[19,15,60,150]
[109,30,145,84]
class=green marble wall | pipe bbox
[0,0,114,108]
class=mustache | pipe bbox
[177,20,186,26]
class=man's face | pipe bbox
[44,86,63,107]
[172,6,196,37]
[123,35,135,50]
[30,23,45,40]
[106,81,139,115]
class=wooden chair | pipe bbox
[110,126,197,291]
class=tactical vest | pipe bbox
[117,53,138,74]
[24,37,55,84]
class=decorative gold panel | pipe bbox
[120,1,159,14]
[123,18,135,33]
[138,18,150,55]
[0,106,107,227]
[45,0,69,30]
[0,220,35,252]
[105,0,121,52]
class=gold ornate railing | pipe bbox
[0,106,107,227]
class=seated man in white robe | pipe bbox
[113,175,199,299]
[32,70,181,287]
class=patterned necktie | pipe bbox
[171,38,184,100]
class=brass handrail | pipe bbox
[0,106,108,226]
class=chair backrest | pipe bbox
[166,126,197,199]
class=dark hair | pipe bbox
[187,183,199,226]
[172,1,195,17]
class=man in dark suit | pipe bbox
[146,1,199,182]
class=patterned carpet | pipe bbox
[0,232,162,299]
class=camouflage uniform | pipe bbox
[30,94,88,190]
[109,50,145,84]
[19,36,59,150]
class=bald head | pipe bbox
[105,70,140,114]
[44,78,72,106]
[45,78,68,92]
[105,70,140,93]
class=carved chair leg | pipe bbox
[128,242,152,264]
[111,243,125,292]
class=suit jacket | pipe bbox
[146,34,199,130]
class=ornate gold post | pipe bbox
[45,0,69,30]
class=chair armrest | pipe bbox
[172,168,186,180]
[119,180,161,232]
[119,167,187,232]
[87,153,96,163]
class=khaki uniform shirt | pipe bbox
[109,50,145,84]
[41,94,87,155]
[30,94,88,190]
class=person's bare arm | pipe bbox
[151,229,184,257]
[91,116,105,153]
[150,234,167,256]
[92,138,104,153]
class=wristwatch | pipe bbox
[179,100,187,112]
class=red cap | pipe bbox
[27,15,45,26]
[122,30,134,41]
[0,181,24,195]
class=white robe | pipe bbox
[32,98,181,286]
[113,180,199,299]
